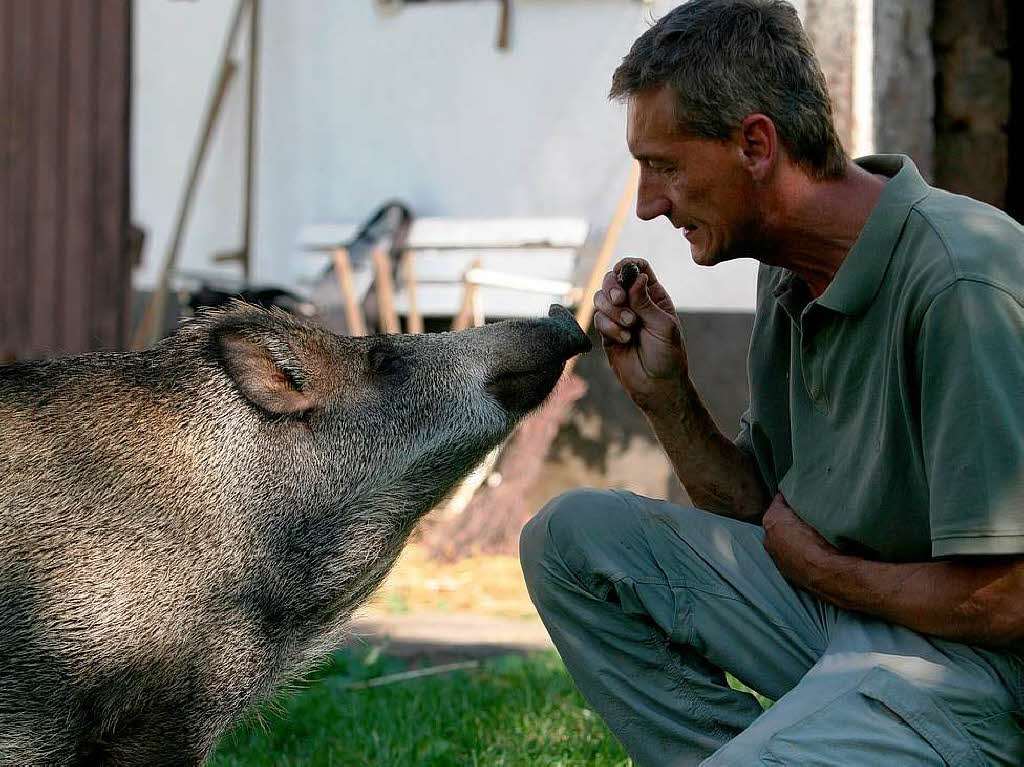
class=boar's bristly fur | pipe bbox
[0,302,589,766]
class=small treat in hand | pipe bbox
[618,262,640,290]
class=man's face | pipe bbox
[627,85,763,267]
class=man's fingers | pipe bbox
[612,258,676,311]
[593,290,635,327]
[594,310,631,345]
[601,270,628,305]
[627,275,674,330]
[645,275,672,306]
[603,258,653,303]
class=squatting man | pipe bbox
[520,0,1024,764]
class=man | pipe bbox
[520,1,1024,764]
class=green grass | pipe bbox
[727,675,774,712]
[210,648,633,767]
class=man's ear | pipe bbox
[216,331,315,416]
[738,114,777,182]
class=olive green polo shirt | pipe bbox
[738,154,1024,562]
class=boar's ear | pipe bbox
[216,331,315,416]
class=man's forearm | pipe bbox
[644,376,768,523]
[802,550,1024,649]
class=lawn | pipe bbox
[210,646,633,767]
[210,544,770,765]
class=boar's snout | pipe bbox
[484,304,591,415]
[544,304,593,358]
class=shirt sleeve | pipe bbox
[918,280,1024,557]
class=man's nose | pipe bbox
[636,174,671,221]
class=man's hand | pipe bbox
[762,493,844,593]
[591,258,768,520]
[592,259,686,412]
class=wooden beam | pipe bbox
[332,248,366,336]
[371,247,401,334]
[464,267,573,296]
[403,251,423,334]
[573,161,639,333]
[451,259,482,331]
[568,160,639,375]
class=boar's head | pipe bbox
[188,302,591,633]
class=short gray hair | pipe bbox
[610,0,847,180]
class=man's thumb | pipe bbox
[629,274,674,332]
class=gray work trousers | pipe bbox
[520,489,1024,766]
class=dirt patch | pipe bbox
[353,543,549,665]
[362,542,537,620]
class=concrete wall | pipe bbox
[132,0,759,314]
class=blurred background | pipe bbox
[1,1,1020,763]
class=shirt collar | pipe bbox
[814,154,931,315]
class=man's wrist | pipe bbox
[804,548,869,610]
[640,375,698,425]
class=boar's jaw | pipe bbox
[485,364,565,416]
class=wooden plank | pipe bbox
[450,266,478,333]
[0,0,13,359]
[395,248,576,283]
[301,217,589,250]
[393,284,567,319]
[62,0,98,354]
[6,0,35,359]
[29,0,65,357]
[405,218,588,249]
[91,0,129,350]
[464,268,574,296]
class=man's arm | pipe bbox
[593,259,768,522]
[643,378,767,522]
[763,494,1024,649]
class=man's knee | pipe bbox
[520,488,636,597]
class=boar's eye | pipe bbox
[368,348,410,383]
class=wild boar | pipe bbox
[0,302,590,766]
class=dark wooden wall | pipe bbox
[933,0,1012,215]
[1,0,132,362]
